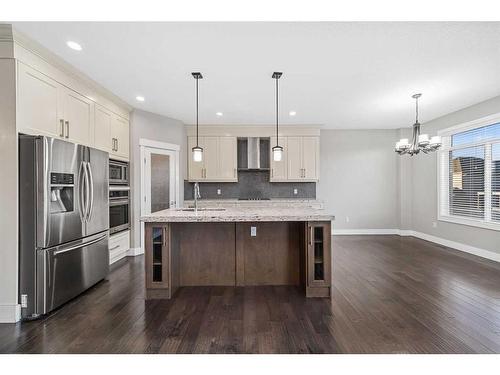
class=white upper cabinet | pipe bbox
[188,136,237,182]
[17,62,63,138]
[281,136,320,182]
[62,87,93,146]
[94,104,113,153]
[270,136,288,182]
[110,115,130,159]
[218,137,238,180]
[16,61,130,160]
[301,136,319,180]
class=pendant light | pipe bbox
[272,72,284,162]
[395,93,442,156]
[192,72,203,162]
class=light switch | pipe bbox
[250,226,257,237]
[217,189,221,195]
[293,188,298,195]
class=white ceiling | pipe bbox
[12,22,500,129]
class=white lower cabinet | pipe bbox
[109,230,130,265]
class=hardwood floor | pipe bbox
[2,235,500,353]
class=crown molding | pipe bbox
[5,24,132,119]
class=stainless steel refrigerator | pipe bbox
[19,135,110,319]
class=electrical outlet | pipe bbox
[346,216,350,223]
[250,226,257,237]
[217,189,221,195]
[293,188,298,195]
[21,294,28,308]
[432,221,437,228]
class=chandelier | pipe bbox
[395,93,442,156]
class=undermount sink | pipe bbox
[177,208,226,212]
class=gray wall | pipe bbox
[130,109,186,249]
[317,129,400,230]
[402,95,500,254]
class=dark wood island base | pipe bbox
[144,221,332,300]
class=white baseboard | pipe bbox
[0,303,21,323]
[127,247,144,256]
[333,229,400,235]
[333,228,500,263]
[401,230,500,263]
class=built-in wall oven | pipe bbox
[109,159,129,185]
[109,186,130,235]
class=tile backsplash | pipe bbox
[184,170,316,200]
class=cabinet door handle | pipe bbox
[65,121,69,139]
[59,119,64,137]
[116,138,119,152]
[163,227,167,247]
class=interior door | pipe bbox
[144,148,177,213]
[17,62,63,138]
[63,88,93,145]
[85,146,109,236]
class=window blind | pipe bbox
[438,120,500,229]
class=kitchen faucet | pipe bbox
[194,182,201,212]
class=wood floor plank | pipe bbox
[3,235,500,353]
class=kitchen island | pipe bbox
[140,206,334,299]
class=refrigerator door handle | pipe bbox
[53,233,108,256]
[83,161,90,222]
[86,162,95,223]
[78,161,86,223]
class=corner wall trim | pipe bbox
[332,228,500,263]
[127,247,144,257]
[0,303,21,323]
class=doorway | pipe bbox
[140,139,180,252]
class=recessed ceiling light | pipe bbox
[136,96,145,102]
[289,111,297,116]
[66,41,82,51]
[216,112,223,116]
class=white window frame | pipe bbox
[437,112,500,232]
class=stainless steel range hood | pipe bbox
[237,137,270,171]
[247,137,261,169]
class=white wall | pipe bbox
[0,58,20,322]
[317,129,400,231]
[129,109,187,250]
[402,95,500,254]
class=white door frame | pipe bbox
[139,138,180,253]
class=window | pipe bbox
[438,116,500,230]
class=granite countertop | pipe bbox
[140,206,334,223]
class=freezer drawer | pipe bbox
[35,231,109,316]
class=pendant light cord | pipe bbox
[196,76,199,147]
[275,76,279,145]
